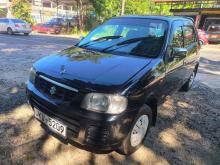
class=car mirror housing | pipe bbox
[172,48,187,59]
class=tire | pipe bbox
[116,105,152,155]
[199,40,204,46]
[24,33,29,36]
[7,27,13,35]
[180,70,196,92]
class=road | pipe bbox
[0,33,219,165]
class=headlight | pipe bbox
[81,93,127,114]
[29,67,36,84]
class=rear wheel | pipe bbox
[199,40,204,46]
[24,33,29,36]
[7,27,13,35]
[116,105,152,155]
[180,71,196,92]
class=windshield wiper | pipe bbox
[78,35,122,48]
[102,36,152,52]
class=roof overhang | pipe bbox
[153,0,220,4]
[171,8,220,14]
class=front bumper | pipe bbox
[26,82,137,153]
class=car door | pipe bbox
[163,21,186,95]
[182,21,198,82]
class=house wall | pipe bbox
[0,0,77,23]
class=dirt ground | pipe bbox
[0,34,219,165]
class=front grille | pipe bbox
[35,75,77,101]
[85,126,109,145]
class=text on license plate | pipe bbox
[34,108,67,137]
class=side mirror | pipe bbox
[172,48,187,59]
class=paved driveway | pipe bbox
[0,34,219,165]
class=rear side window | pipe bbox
[12,19,25,23]
[172,26,184,48]
[183,26,196,47]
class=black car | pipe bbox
[26,16,200,155]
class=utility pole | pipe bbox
[121,0,125,15]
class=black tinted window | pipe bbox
[172,26,184,48]
[183,26,195,47]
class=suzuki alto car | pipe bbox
[26,16,200,155]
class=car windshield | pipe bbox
[78,18,168,58]
[204,18,220,30]
[208,25,220,32]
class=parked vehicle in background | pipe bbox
[32,22,62,34]
[207,24,220,43]
[48,17,66,26]
[27,16,200,155]
[203,17,220,43]
[0,18,32,35]
[197,29,208,45]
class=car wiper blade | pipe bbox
[102,36,151,52]
[79,35,122,48]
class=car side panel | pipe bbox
[163,21,186,95]
[183,22,199,82]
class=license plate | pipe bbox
[34,108,67,137]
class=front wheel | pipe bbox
[116,105,152,155]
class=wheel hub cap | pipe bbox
[130,115,149,147]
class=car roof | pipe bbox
[114,15,193,23]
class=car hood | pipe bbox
[34,46,152,92]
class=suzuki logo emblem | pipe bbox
[49,86,56,95]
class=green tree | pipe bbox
[10,0,33,24]
[90,0,121,21]
[125,0,149,15]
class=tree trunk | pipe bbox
[76,0,84,32]
[121,0,125,15]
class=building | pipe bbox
[154,0,220,29]
[0,0,77,23]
